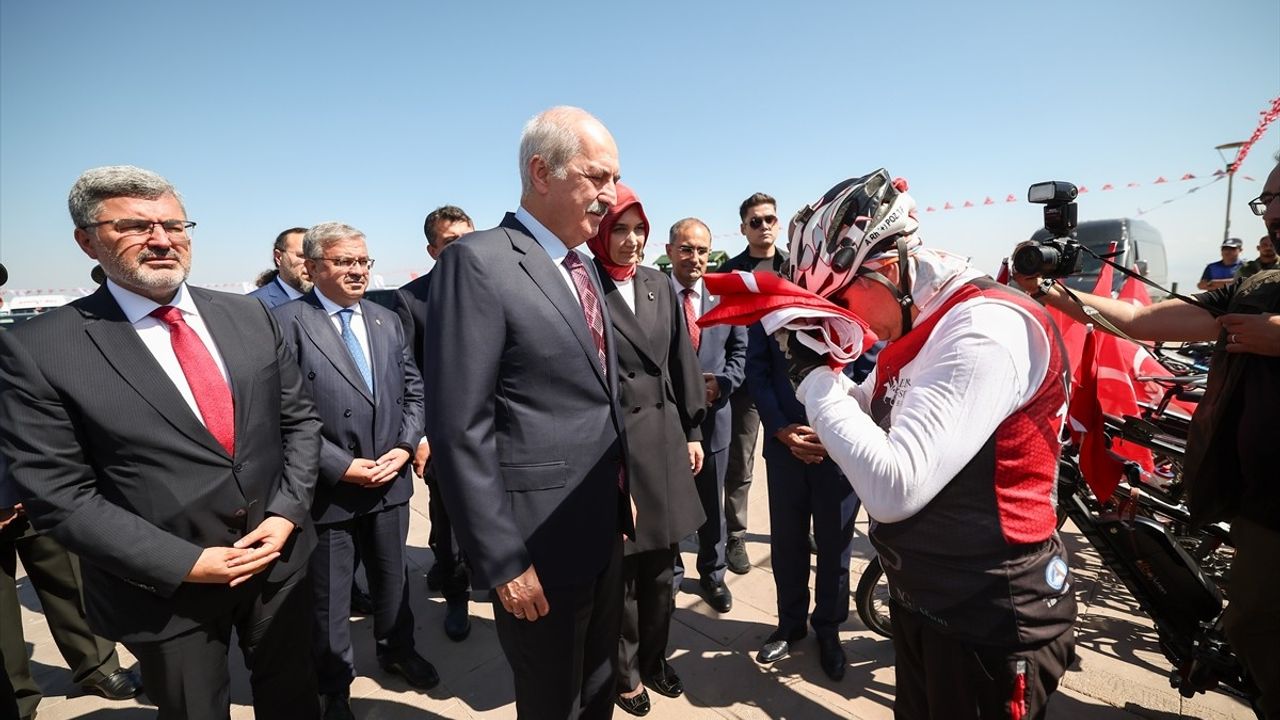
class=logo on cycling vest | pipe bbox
[884,376,911,407]
[1045,555,1069,591]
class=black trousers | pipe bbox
[493,537,623,720]
[675,447,728,588]
[425,466,470,600]
[617,545,676,693]
[125,570,319,720]
[1223,516,1280,718]
[724,386,759,539]
[311,502,416,695]
[890,606,1075,720]
[762,441,858,637]
[1,518,121,719]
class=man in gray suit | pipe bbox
[423,106,632,720]
[0,165,323,719]
[249,226,311,308]
[666,219,748,614]
[273,222,435,720]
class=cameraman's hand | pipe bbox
[776,330,826,390]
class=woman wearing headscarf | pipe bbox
[588,183,707,716]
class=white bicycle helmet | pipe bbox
[788,169,922,331]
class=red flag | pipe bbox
[926,206,936,212]
[1069,328,1125,502]
[984,196,995,205]
[1153,176,1167,184]
[963,200,974,208]
[944,202,954,210]
[1101,183,1115,191]
[995,258,1010,285]
[1006,194,1017,203]
[1180,173,1196,180]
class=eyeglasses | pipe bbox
[321,256,375,270]
[675,244,710,257]
[81,219,196,238]
[747,215,778,230]
[1249,192,1278,216]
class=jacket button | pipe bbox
[656,402,664,409]
[627,372,636,379]
[307,371,316,380]
[234,508,247,518]
[396,397,402,405]
[233,463,244,472]
[631,407,641,414]
[344,409,352,417]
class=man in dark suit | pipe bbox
[249,226,311,309]
[666,218,748,614]
[746,324,860,682]
[0,166,323,720]
[274,222,435,719]
[391,205,475,642]
[715,192,790,575]
[423,106,631,720]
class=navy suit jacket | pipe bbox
[273,293,424,525]
[392,272,431,373]
[681,285,747,453]
[422,213,631,590]
[248,278,295,309]
[747,322,823,437]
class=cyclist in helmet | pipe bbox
[782,169,1077,719]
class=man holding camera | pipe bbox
[780,170,1077,719]
[1015,160,1280,717]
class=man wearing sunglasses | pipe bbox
[0,166,324,719]
[713,193,789,582]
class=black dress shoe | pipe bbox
[321,692,356,720]
[350,582,374,616]
[725,536,751,574]
[444,596,471,641]
[699,577,732,613]
[81,668,143,700]
[756,629,806,664]
[817,634,846,681]
[643,660,683,698]
[378,650,440,689]
[425,562,446,591]
[614,689,651,716]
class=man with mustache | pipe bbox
[1016,159,1280,716]
[0,165,323,719]
[273,223,436,719]
[250,226,313,308]
[423,106,631,719]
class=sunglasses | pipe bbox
[747,214,778,230]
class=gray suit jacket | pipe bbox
[248,278,294,309]
[0,285,322,643]
[422,213,630,590]
[690,287,748,453]
[273,293,424,525]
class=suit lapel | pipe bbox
[363,300,391,402]
[503,215,608,391]
[81,287,227,458]
[297,294,374,404]
[600,271,659,368]
[697,285,719,364]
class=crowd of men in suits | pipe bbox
[0,106,864,720]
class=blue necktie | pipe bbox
[338,309,374,393]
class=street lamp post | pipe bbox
[1216,140,1247,243]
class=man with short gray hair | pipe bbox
[0,165,323,719]
[423,107,631,719]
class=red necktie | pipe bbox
[150,306,236,455]
[682,288,701,352]
[561,252,608,377]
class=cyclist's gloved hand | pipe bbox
[776,329,826,390]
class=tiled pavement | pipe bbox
[12,441,1257,719]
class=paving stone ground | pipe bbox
[13,440,1257,719]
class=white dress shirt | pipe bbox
[515,206,584,308]
[669,275,706,312]
[106,280,230,426]
[313,289,374,390]
[613,275,638,315]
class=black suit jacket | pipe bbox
[273,294,424,525]
[684,284,748,453]
[422,213,631,590]
[0,285,322,643]
[599,265,705,553]
[392,272,431,373]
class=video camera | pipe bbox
[1012,181,1081,278]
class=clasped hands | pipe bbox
[185,515,295,587]
[342,447,411,487]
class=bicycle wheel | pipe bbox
[855,555,893,639]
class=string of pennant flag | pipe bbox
[918,170,1244,214]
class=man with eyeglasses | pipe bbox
[0,165,324,719]
[273,222,436,719]
[666,218,748,614]
[250,226,313,308]
[714,192,789,577]
[1015,159,1280,716]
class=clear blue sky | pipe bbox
[2,1,1277,295]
